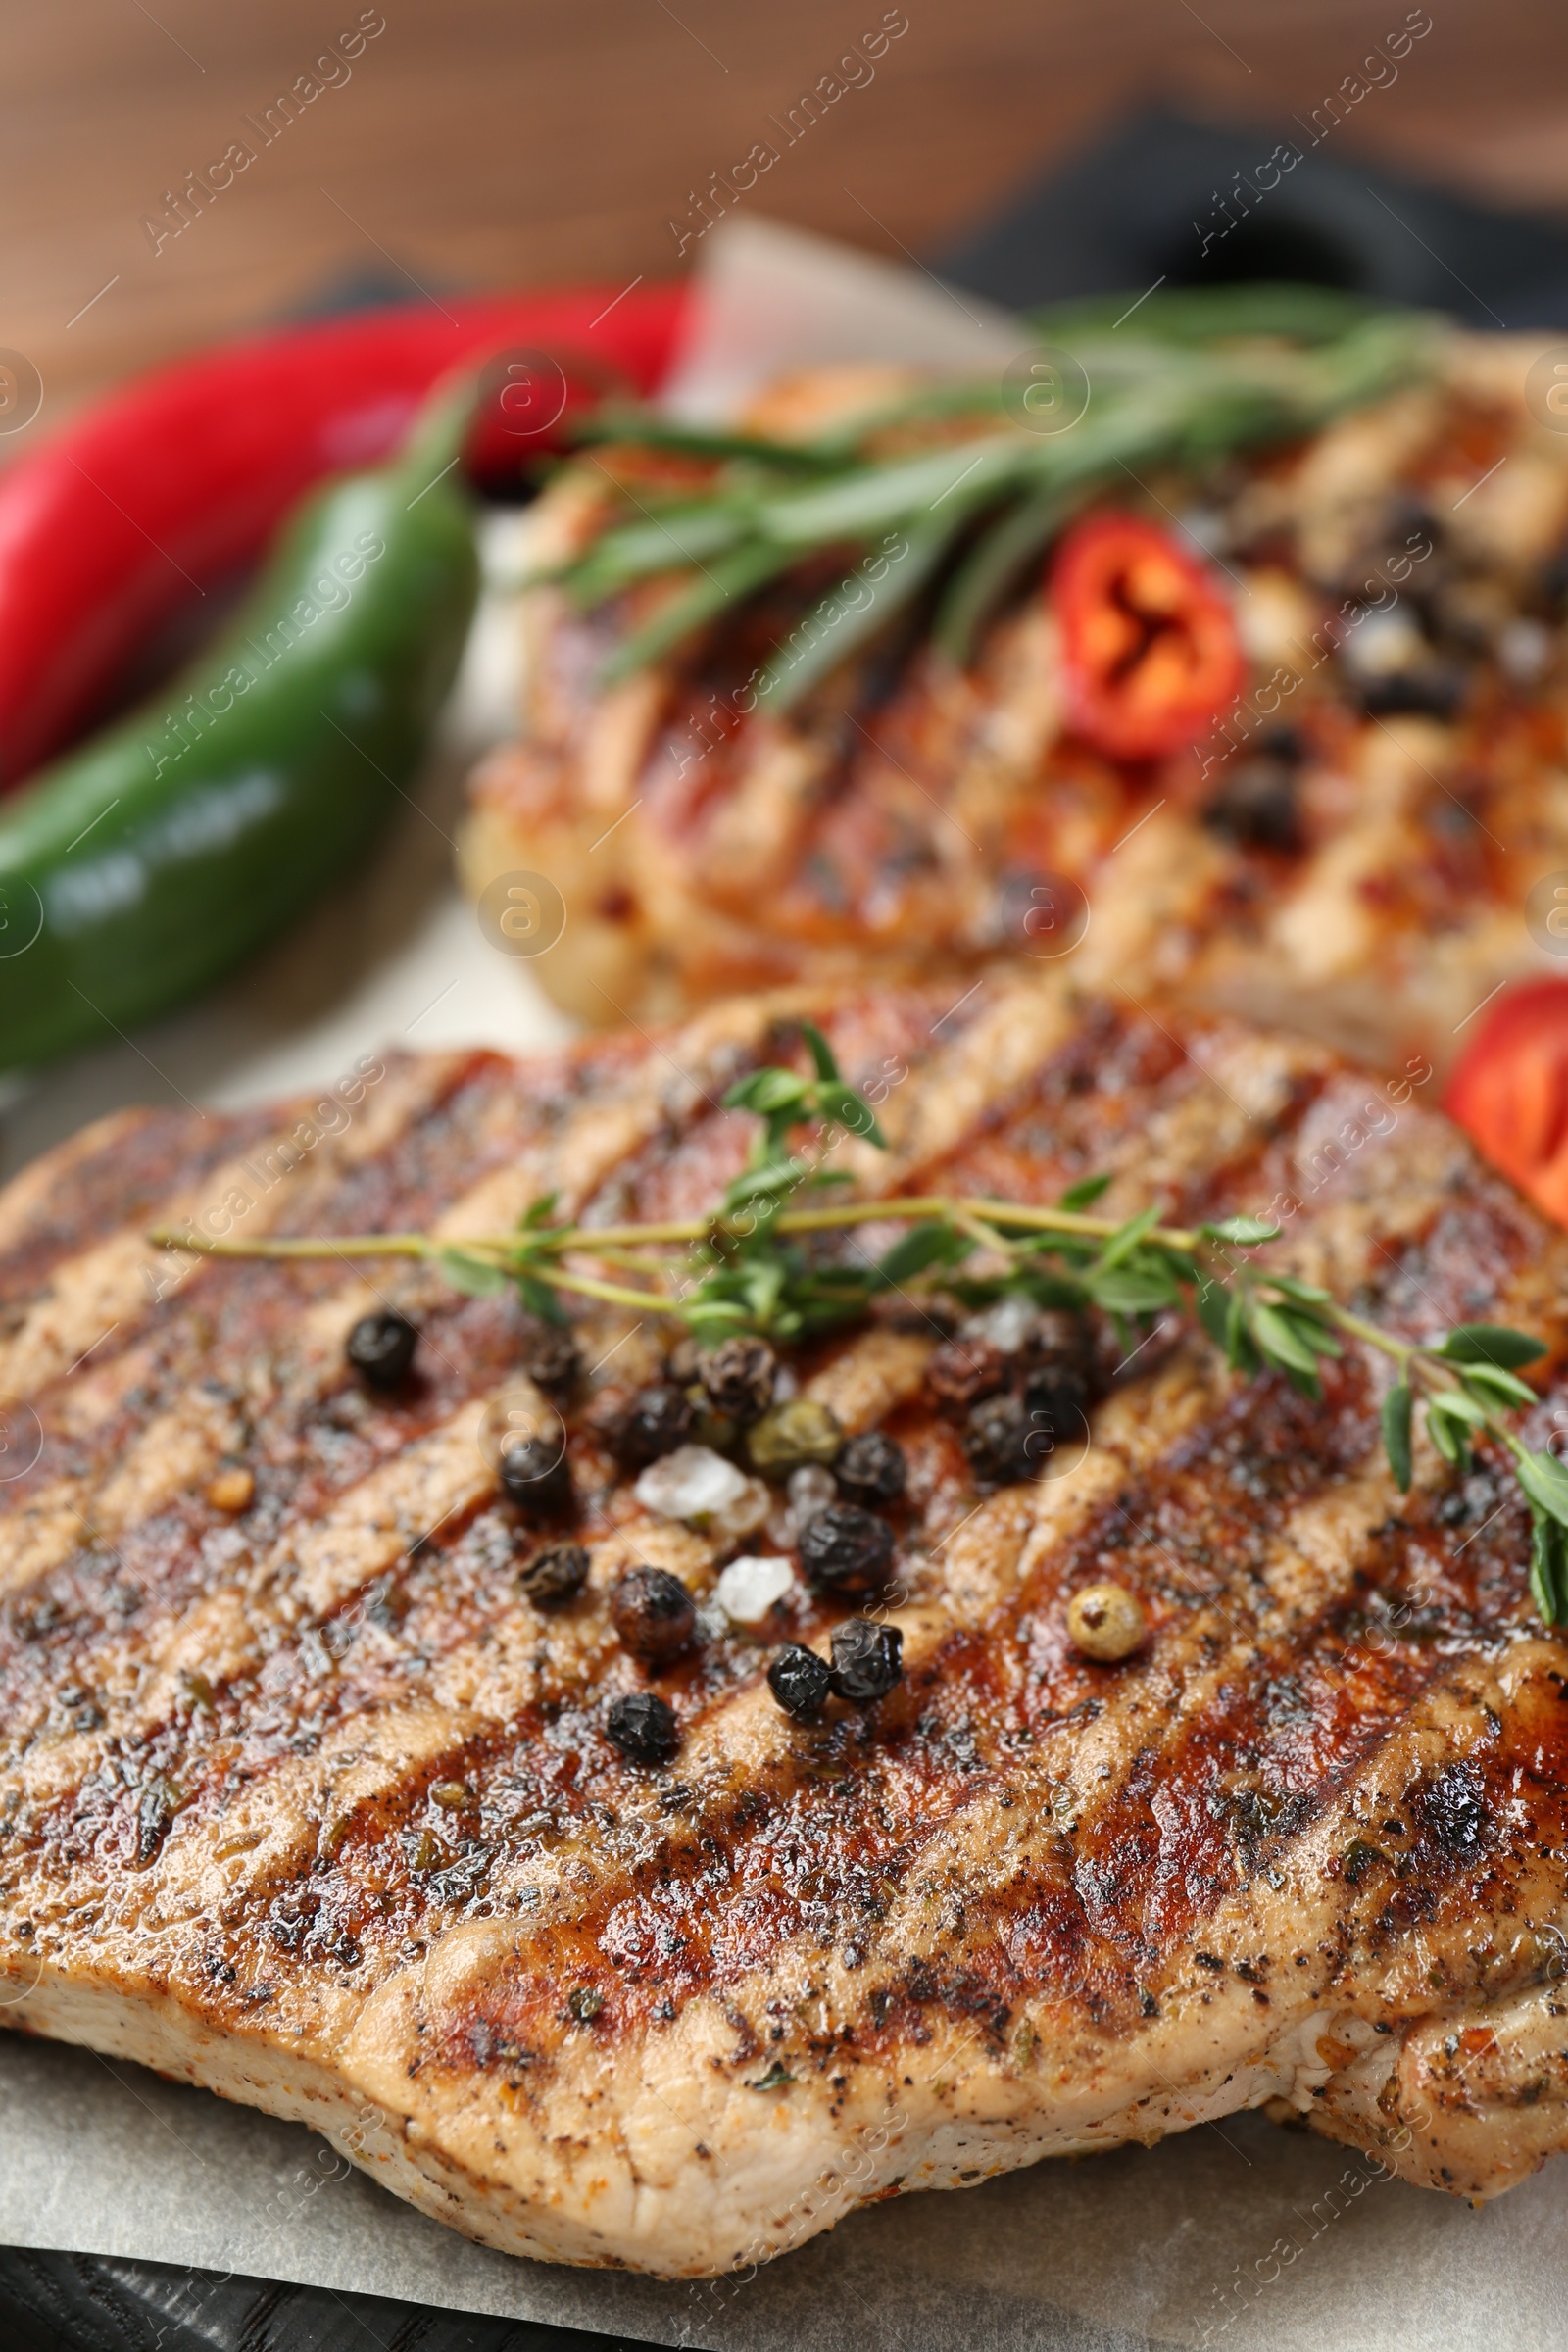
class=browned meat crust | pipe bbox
[2,975,1567,2273]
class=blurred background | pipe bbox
[10,0,1568,417]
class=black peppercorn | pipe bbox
[798,1503,895,1593]
[610,1565,697,1662]
[1201,757,1301,854]
[518,1541,590,1604]
[698,1336,777,1424]
[925,1333,1006,1411]
[1020,1360,1087,1440]
[767,1643,834,1724]
[834,1430,906,1506]
[499,1437,574,1520]
[1022,1306,1089,1372]
[518,1319,580,1396]
[963,1392,1052,1485]
[346,1310,417,1389]
[606,1690,679,1766]
[597,1382,693,1469]
[1355,662,1467,720]
[830,1617,904,1702]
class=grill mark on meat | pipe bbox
[5,980,1568,2270]
[0,1047,631,1568]
[0,1019,827,1755]
[429,1376,1465,2043]
[0,1057,466,1413]
[27,1364,1486,2003]
[0,1109,172,1275]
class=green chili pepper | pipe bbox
[0,385,480,1068]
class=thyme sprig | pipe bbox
[536,285,1439,698]
[152,1020,1565,1624]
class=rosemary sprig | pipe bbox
[151,1021,1565,1626]
[535,286,1440,697]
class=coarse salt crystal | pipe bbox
[715,1554,797,1627]
[1500,617,1553,684]
[634,1445,748,1522]
[709,1475,772,1544]
[787,1463,838,1522]
[966,1296,1039,1354]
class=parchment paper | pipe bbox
[3,2030,1564,2351]
[1,218,1564,2350]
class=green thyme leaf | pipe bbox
[519,1192,561,1232]
[1087,1261,1182,1318]
[725,1068,809,1118]
[1425,1403,1468,1472]
[1097,1204,1163,1272]
[1530,1512,1568,1626]
[515,1271,568,1326]
[1267,1273,1334,1307]
[1195,1276,1233,1354]
[723,1157,808,1208]
[1158,1249,1205,1288]
[437,1249,510,1298]
[798,1021,840,1083]
[1058,1173,1113,1212]
[1224,1289,1261,1376]
[1425,1389,1491,1431]
[1382,1382,1413,1491]
[1438,1324,1547,1369]
[682,1296,751,1340]
[1456,1362,1540,1412]
[1200,1214,1282,1246]
[1278,1307,1342,1359]
[816,1083,886,1148]
[876,1221,972,1285]
[1249,1299,1328,1384]
[1008,1267,1090,1310]
[1513,1446,1568,1530]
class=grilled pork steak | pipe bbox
[2,976,1567,2276]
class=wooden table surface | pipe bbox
[3,0,1566,427]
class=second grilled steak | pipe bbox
[464,332,1568,1070]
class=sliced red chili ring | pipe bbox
[1051,512,1245,762]
[1444,976,1568,1226]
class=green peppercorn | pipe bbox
[748,1396,844,1477]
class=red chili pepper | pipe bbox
[1444,977,1568,1226]
[1051,512,1245,762]
[0,281,686,788]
